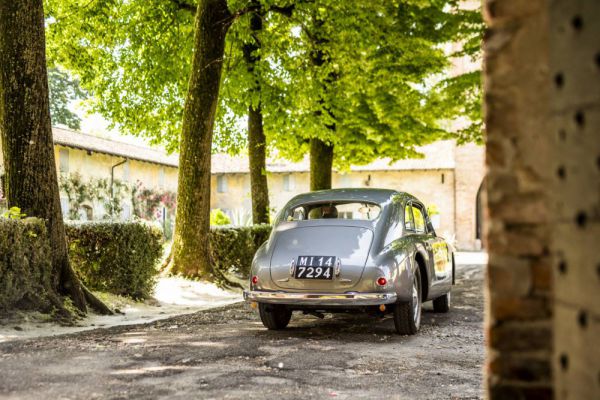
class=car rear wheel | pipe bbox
[258,303,292,330]
[393,267,422,335]
[433,291,451,313]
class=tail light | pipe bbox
[376,277,387,286]
[251,275,259,285]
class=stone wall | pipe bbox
[484,0,600,398]
[550,1,600,399]
[483,0,553,397]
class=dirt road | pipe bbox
[0,263,484,399]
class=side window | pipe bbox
[404,204,415,231]
[412,205,426,233]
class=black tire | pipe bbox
[394,267,422,335]
[258,303,292,330]
[432,291,451,313]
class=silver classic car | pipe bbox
[243,188,454,335]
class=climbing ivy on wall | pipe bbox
[131,182,176,221]
[58,172,129,220]
[58,173,177,228]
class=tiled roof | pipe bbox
[52,127,456,173]
[212,140,456,173]
[52,127,179,167]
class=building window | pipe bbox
[338,174,352,188]
[122,204,131,220]
[60,197,69,218]
[122,161,130,182]
[59,149,69,173]
[158,167,165,189]
[217,175,228,193]
[283,174,295,191]
[81,205,94,221]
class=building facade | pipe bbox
[1,128,485,249]
[211,140,485,250]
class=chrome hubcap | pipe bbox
[412,277,421,327]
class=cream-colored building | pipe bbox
[49,128,179,222]
[211,140,485,250]
[1,128,485,249]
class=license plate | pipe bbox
[295,256,335,280]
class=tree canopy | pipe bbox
[44,0,483,279]
[267,1,483,169]
[45,0,482,161]
[48,67,86,130]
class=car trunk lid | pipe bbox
[270,224,374,291]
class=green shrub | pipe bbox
[65,221,163,299]
[210,208,231,226]
[0,218,53,311]
[210,224,272,278]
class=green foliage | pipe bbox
[131,182,176,220]
[131,182,177,239]
[59,172,128,220]
[45,0,196,152]
[267,1,483,168]
[65,221,163,299]
[210,208,232,226]
[45,0,483,161]
[1,206,26,220]
[427,204,440,216]
[0,218,53,311]
[48,67,86,130]
[210,224,272,278]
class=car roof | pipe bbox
[285,188,417,209]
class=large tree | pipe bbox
[243,2,269,223]
[271,0,483,190]
[46,0,294,277]
[45,0,482,277]
[0,0,110,315]
[170,0,232,277]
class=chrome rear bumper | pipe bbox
[243,290,397,306]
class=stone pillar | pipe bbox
[454,142,485,250]
[484,0,600,398]
[550,1,600,399]
[483,0,554,398]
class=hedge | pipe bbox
[65,222,163,299]
[210,224,272,278]
[0,218,53,311]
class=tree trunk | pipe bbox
[310,138,334,191]
[244,6,270,224]
[308,18,336,192]
[0,0,110,315]
[248,104,270,223]
[170,0,231,278]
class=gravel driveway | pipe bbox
[0,262,484,399]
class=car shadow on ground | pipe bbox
[250,303,449,340]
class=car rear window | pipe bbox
[284,202,381,222]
